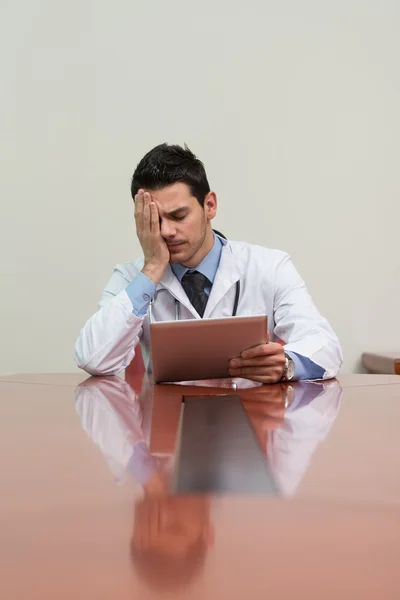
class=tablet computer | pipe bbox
[150,315,268,383]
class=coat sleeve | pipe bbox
[74,376,147,483]
[272,253,343,379]
[74,264,144,376]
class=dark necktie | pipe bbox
[181,270,210,317]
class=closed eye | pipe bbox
[166,208,189,220]
[159,214,186,226]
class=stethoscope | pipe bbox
[148,229,240,323]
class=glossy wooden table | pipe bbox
[0,372,399,599]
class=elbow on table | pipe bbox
[322,340,344,380]
[73,342,125,378]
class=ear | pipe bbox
[204,191,217,221]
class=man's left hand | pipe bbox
[229,342,287,384]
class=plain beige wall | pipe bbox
[1,1,399,376]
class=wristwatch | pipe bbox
[280,353,295,382]
[283,385,295,409]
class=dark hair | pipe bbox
[130,538,207,592]
[131,143,210,207]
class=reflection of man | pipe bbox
[241,383,288,449]
[75,375,341,591]
[74,143,342,383]
[131,491,214,591]
[76,375,154,484]
[75,376,214,592]
[269,382,342,495]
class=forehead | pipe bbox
[148,182,197,212]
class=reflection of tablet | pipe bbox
[150,315,268,383]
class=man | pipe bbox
[74,143,342,382]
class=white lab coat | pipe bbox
[74,239,342,378]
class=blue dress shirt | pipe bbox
[125,235,324,380]
[170,233,223,293]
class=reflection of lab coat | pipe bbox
[268,380,342,496]
[76,375,160,484]
[74,239,342,378]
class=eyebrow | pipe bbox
[164,207,188,217]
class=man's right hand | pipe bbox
[135,189,170,284]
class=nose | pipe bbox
[160,219,177,239]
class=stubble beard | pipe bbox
[169,217,208,266]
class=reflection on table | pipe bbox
[75,375,342,496]
[75,374,342,592]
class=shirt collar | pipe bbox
[171,233,223,283]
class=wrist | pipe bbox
[142,262,165,284]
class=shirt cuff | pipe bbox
[126,441,157,484]
[125,272,156,317]
[285,351,325,380]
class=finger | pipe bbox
[132,509,142,549]
[149,499,159,545]
[243,401,285,419]
[135,501,148,550]
[241,390,284,404]
[134,190,145,227]
[241,342,284,360]
[229,366,274,376]
[150,201,160,234]
[243,398,285,417]
[230,355,284,369]
[134,189,145,210]
[142,192,151,229]
[229,365,283,380]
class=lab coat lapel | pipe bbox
[203,242,244,318]
[158,265,199,317]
